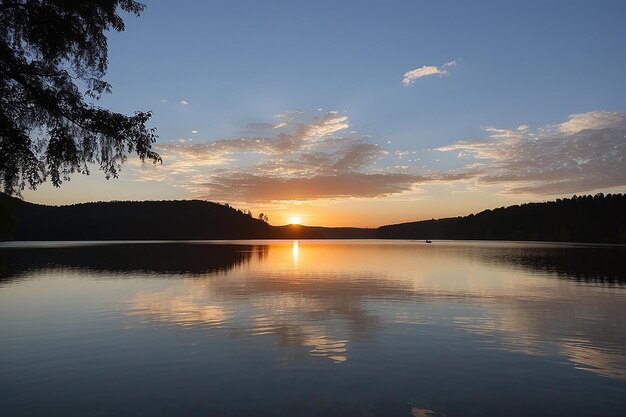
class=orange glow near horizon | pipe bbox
[20,176,626,228]
[264,189,532,227]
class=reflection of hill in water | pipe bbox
[2,241,623,284]
[0,243,264,281]
[437,244,626,285]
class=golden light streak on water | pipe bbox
[292,240,299,265]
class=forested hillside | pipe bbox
[0,193,270,240]
[2,193,624,243]
[377,194,626,243]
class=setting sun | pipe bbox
[289,216,302,225]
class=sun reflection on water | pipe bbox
[292,240,299,265]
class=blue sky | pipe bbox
[25,0,626,226]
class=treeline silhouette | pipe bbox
[377,193,626,243]
[0,194,270,240]
[271,224,375,239]
[1,193,625,243]
[0,193,377,240]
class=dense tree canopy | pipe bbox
[0,0,160,195]
[377,193,626,244]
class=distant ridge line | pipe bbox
[377,193,626,244]
[1,193,624,243]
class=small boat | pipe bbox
[425,239,432,243]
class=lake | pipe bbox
[1,240,625,416]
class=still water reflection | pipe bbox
[0,240,625,416]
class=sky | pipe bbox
[23,0,626,227]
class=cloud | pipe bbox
[133,109,625,203]
[244,121,289,132]
[201,172,421,202]
[141,111,428,202]
[245,122,279,131]
[436,110,626,195]
[403,60,457,86]
[180,100,189,106]
[556,110,625,134]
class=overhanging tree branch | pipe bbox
[0,0,160,195]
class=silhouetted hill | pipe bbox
[0,193,375,240]
[271,224,375,239]
[0,193,271,240]
[377,193,626,244]
[2,193,625,243]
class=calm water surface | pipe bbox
[0,240,625,416]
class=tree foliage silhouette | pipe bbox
[377,193,626,243]
[0,0,160,195]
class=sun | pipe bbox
[289,216,302,225]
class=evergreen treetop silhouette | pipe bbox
[0,0,160,195]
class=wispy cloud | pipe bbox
[136,111,427,202]
[556,110,625,134]
[200,172,421,202]
[133,110,626,203]
[180,100,189,106]
[402,60,457,86]
[436,110,626,195]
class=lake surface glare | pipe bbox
[1,240,625,417]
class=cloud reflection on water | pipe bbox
[1,240,624,377]
[125,243,416,363]
[129,291,230,329]
[119,241,626,377]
